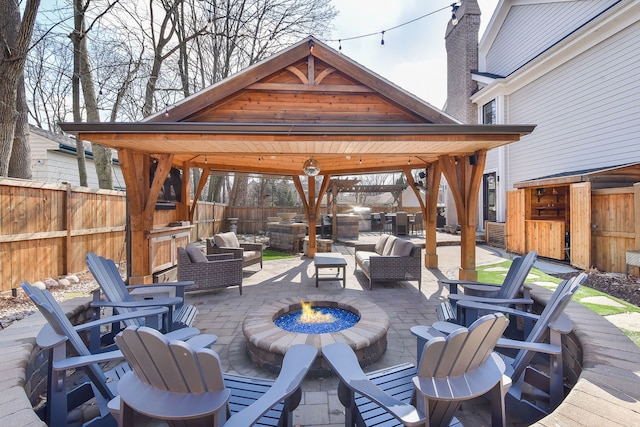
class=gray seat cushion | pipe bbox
[355,251,378,272]
[243,250,261,262]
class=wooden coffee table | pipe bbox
[314,252,347,288]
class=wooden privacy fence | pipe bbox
[0,178,308,293]
[191,201,227,239]
[225,207,305,235]
[0,179,127,292]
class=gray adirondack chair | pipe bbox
[111,325,317,427]
[86,252,198,337]
[441,251,538,327]
[323,313,511,427]
[414,272,587,421]
[20,282,214,427]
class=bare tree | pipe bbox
[70,0,121,189]
[25,24,73,130]
[0,0,41,177]
[9,73,32,179]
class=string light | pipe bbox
[325,3,453,50]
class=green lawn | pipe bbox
[476,260,640,346]
[262,248,298,262]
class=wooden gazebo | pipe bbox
[60,37,534,284]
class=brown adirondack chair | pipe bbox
[111,325,317,427]
[323,313,511,427]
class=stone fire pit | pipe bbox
[242,295,389,377]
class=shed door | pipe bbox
[570,182,591,270]
[506,189,526,254]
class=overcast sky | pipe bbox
[323,0,500,109]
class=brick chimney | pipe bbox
[444,0,481,124]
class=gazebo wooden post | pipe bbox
[308,175,317,257]
[118,149,174,284]
[404,165,441,268]
[424,163,442,267]
[177,163,191,220]
[439,151,486,281]
[293,174,331,258]
[331,180,338,241]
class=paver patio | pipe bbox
[2,235,640,426]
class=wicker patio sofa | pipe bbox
[354,234,421,290]
[177,243,243,294]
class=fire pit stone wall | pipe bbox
[243,295,389,377]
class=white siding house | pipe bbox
[29,126,124,189]
[467,0,640,224]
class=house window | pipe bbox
[482,100,496,124]
[483,172,497,222]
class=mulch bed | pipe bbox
[553,271,640,307]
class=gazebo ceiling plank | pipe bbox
[179,155,439,177]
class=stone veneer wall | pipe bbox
[0,297,94,427]
[335,215,359,239]
[267,223,307,253]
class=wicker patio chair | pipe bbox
[177,243,243,294]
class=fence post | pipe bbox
[62,182,72,275]
[635,183,640,249]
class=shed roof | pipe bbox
[514,163,640,189]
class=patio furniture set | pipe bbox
[378,212,423,236]
[22,243,586,426]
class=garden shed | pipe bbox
[506,163,640,274]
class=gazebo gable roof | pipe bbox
[146,36,458,125]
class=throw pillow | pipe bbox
[391,239,414,257]
[186,243,208,263]
[374,235,389,254]
[382,235,397,255]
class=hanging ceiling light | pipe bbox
[302,157,321,176]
